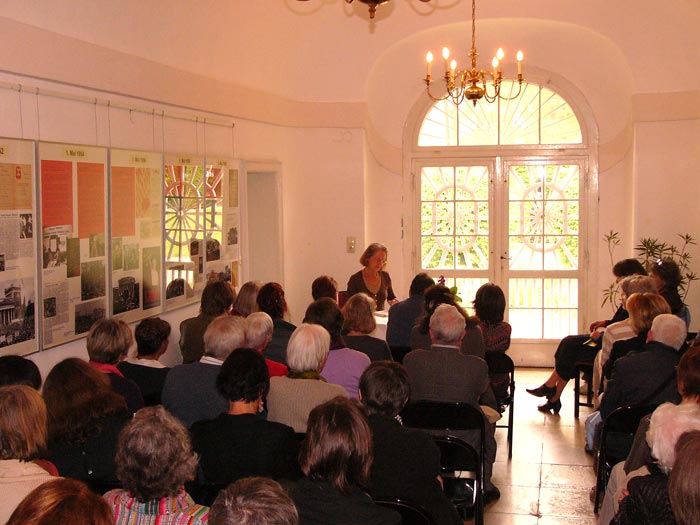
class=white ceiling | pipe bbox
[2,0,699,102]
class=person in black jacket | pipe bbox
[360,361,461,525]
[190,348,300,486]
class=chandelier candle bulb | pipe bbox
[517,51,523,75]
[426,51,433,78]
[496,48,505,61]
[492,57,499,79]
[442,47,450,71]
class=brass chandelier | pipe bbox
[424,0,524,106]
[345,0,431,19]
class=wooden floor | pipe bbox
[465,368,597,525]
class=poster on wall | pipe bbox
[39,142,107,348]
[205,158,241,290]
[0,138,38,356]
[164,154,206,310]
[110,149,164,323]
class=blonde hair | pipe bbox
[86,318,133,364]
[625,293,671,334]
[0,385,47,461]
[341,293,376,335]
[359,243,388,267]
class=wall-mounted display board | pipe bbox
[164,154,206,310]
[205,158,241,289]
[39,142,108,348]
[110,149,164,324]
[0,138,38,356]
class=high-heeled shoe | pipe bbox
[526,384,556,398]
[537,398,562,414]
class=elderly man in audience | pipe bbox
[403,303,500,503]
[386,272,435,349]
[246,311,289,377]
[600,313,685,421]
[210,477,299,525]
[162,316,246,427]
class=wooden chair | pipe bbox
[573,359,594,418]
[484,351,515,458]
[401,401,485,525]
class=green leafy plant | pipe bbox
[601,232,698,312]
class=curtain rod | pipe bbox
[0,80,235,129]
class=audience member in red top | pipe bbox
[247,312,289,377]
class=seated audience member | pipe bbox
[342,293,392,362]
[180,279,235,363]
[210,477,299,525]
[403,303,500,502]
[669,430,700,525]
[289,397,401,525]
[86,318,144,414]
[526,258,647,410]
[117,316,171,406]
[600,313,686,421]
[650,257,689,322]
[610,406,700,525]
[473,283,511,353]
[0,355,41,389]
[232,281,261,317]
[304,298,370,398]
[0,385,55,524]
[602,292,670,385]
[162,316,245,427]
[360,362,461,525]
[246,311,289,377]
[386,273,434,349]
[104,406,209,524]
[598,345,700,525]
[44,358,129,491]
[7,478,113,525]
[191,348,299,486]
[267,324,348,433]
[593,278,659,397]
[410,284,485,358]
[312,275,339,302]
[258,282,296,365]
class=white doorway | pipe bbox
[245,163,283,285]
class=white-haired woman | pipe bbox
[266,324,348,433]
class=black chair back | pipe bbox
[401,401,485,525]
[485,351,515,458]
[593,403,658,513]
[374,498,433,525]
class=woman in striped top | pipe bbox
[104,406,209,524]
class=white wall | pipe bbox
[632,118,700,330]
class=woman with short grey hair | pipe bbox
[266,324,348,432]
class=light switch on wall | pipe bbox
[346,236,356,253]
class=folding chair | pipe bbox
[374,498,433,525]
[593,404,658,513]
[484,351,515,458]
[401,401,485,525]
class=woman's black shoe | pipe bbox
[526,384,556,398]
[537,399,562,414]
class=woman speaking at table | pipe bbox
[347,243,397,311]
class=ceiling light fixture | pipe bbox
[424,0,524,106]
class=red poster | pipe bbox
[111,166,136,237]
[77,162,105,238]
[41,160,73,227]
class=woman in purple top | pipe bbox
[304,298,370,398]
